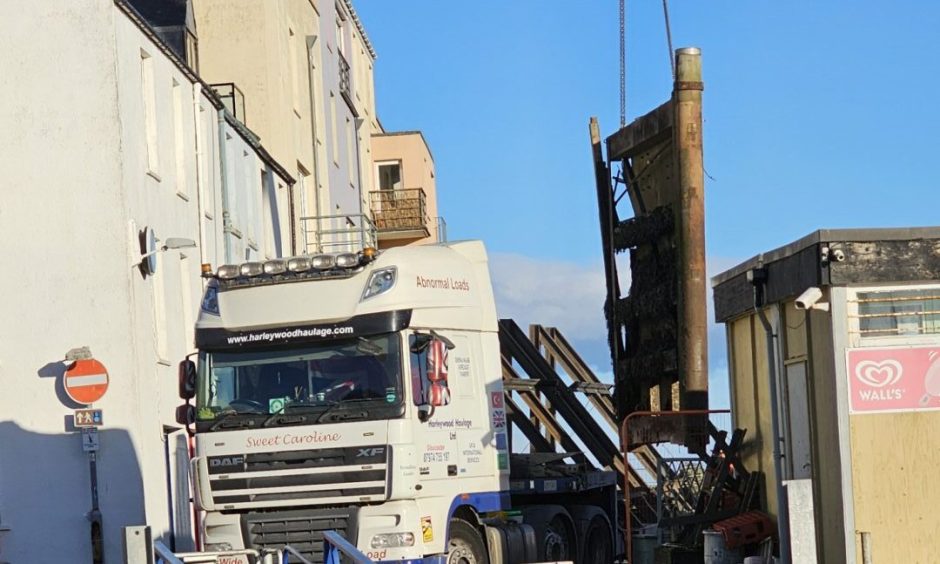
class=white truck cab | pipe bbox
[181,241,511,563]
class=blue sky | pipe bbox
[357,1,940,406]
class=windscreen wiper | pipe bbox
[209,409,265,431]
[316,398,372,424]
[261,401,336,428]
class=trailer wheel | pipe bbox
[541,514,574,561]
[447,518,489,564]
[581,515,613,564]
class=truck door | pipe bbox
[409,332,488,489]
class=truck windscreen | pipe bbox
[196,332,403,425]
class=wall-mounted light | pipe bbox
[134,226,197,276]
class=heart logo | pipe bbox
[855,360,903,388]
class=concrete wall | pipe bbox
[0,2,288,560]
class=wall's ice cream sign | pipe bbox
[847,346,940,413]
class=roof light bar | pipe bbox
[311,254,335,270]
[263,259,287,275]
[336,253,358,268]
[287,257,312,273]
[240,262,264,277]
[216,265,240,280]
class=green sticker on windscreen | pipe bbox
[268,397,288,413]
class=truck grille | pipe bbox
[243,506,358,563]
[207,445,388,510]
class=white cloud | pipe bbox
[489,251,745,377]
[489,253,609,340]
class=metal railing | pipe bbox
[323,531,372,564]
[369,188,430,237]
[211,82,246,125]
[434,216,448,243]
[338,51,352,103]
[299,213,377,254]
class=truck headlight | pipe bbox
[370,532,415,548]
[361,267,397,301]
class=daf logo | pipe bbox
[210,456,245,468]
[357,447,384,458]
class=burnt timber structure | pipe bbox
[591,47,709,440]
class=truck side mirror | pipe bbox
[175,404,195,426]
[178,359,196,400]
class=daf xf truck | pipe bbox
[177,241,619,563]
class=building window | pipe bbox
[329,92,339,167]
[141,49,160,177]
[346,117,355,184]
[185,30,199,73]
[857,289,940,337]
[335,9,346,55]
[376,161,402,191]
[172,79,187,199]
[289,27,301,113]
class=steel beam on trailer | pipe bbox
[502,358,589,466]
[531,325,670,482]
[499,320,625,479]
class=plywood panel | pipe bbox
[806,307,846,564]
[850,411,940,563]
[728,314,778,519]
[783,301,807,360]
[750,313,779,519]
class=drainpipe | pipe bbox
[749,265,792,564]
[217,109,233,263]
[191,84,207,266]
[306,36,323,253]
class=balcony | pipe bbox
[299,213,377,254]
[370,188,431,242]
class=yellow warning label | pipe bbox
[421,516,433,543]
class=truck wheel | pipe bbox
[447,518,489,564]
[541,514,573,561]
[581,516,613,563]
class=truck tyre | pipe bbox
[447,518,489,564]
[580,515,613,564]
[520,505,576,562]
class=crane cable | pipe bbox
[619,0,625,126]
[662,0,676,79]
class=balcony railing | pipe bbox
[370,188,430,240]
[211,83,245,125]
[299,213,377,254]
[338,51,355,112]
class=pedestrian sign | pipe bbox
[74,409,103,428]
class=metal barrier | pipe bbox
[322,531,372,564]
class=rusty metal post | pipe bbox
[674,48,708,409]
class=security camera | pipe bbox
[795,287,828,311]
[832,249,845,262]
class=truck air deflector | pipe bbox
[195,309,412,349]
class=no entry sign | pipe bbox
[65,359,109,405]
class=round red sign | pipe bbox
[64,359,109,405]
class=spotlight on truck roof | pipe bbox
[287,257,311,273]
[362,247,377,261]
[311,254,335,270]
[216,264,240,280]
[336,253,358,268]
[263,259,287,275]
[240,262,264,277]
